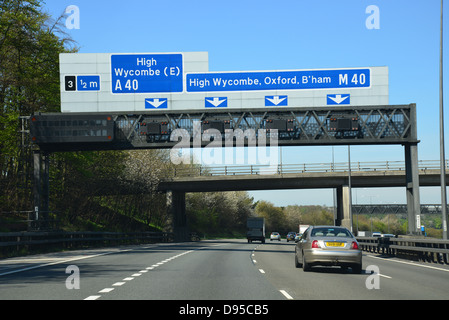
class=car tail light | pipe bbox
[351,241,359,250]
[311,240,320,248]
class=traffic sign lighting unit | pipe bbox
[30,114,114,144]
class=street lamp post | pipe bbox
[440,0,448,239]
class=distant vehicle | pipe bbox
[286,232,296,242]
[247,217,265,243]
[295,234,302,242]
[270,232,281,241]
[382,233,395,238]
[372,232,382,237]
[295,225,362,273]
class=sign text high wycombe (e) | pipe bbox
[59,52,388,112]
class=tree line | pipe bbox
[0,1,171,231]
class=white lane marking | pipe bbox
[0,251,114,277]
[380,274,392,279]
[0,245,161,277]
[82,246,205,301]
[113,282,126,286]
[279,290,294,300]
[367,254,449,273]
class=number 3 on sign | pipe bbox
[65,76,76,91]
[115,79,138,91]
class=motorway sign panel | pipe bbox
[265,95,288,106]
[111,54,183,93]
[145,98,168,109]
[205,97,228,108]
[327,94,350,105]
[186,69,370,92]
[59,52,388,112]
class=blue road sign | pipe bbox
[77,75,100,91]
[145,98,168,109]
[205,97,227,108]
[186,68,370,92]
[111,54,183,94]
[327,94,350,105]
[265,95,288,106]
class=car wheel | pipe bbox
[302,253,311,272]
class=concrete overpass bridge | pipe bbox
[159,160,447,191]
[158,160,448,238]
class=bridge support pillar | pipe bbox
[166,191,189,242]
[32,151,50,231]
[336,186,352,230]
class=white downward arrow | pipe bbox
[266,96,287,106]
[328,95,349,104]
[146,99,166,108]
[207,97,226,107]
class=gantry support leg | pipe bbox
[336,185,352,230]
[405,143,421,235]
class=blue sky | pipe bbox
[43,0,448,206]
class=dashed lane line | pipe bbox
[279,290,294,300]
[83,248,197,300]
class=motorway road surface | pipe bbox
[1,239,449,301]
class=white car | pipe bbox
[270,232,281,241]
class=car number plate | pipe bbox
[326,242,344,247]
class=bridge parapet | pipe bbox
[169,160,449,178]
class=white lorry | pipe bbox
[298,224,310,236]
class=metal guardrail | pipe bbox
[0,231,174,258]
[356,236,449,265]
[171,160,449,177]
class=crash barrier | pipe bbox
[356,236,449,265]
[0,231,174,258]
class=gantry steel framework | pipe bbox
[30,104,417,151]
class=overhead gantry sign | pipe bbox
[27,52,421,236]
